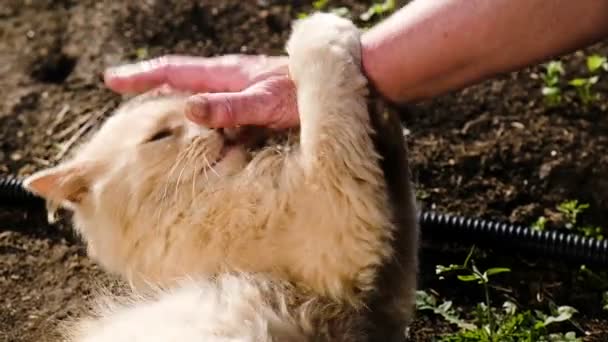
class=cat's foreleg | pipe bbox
[286,13,381,180]
[281,14,397,303]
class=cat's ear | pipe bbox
[23,161,96,205]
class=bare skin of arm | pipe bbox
[104,0,608,129]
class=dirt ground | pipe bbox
[1,1,607,341]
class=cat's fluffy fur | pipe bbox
[25,13,418,341]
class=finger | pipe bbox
[103,55,251,94]
[185,76,299,129]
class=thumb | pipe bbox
[185,76,299,129]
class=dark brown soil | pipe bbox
[1,1,607,341]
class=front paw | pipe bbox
[286,12,362,84]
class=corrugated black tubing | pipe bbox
[419,211,608,265]
[1,176,606,264]
[0,175,44,207]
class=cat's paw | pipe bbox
[286,12,362,83]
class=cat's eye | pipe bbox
[145,129,173,143]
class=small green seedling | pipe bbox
[298,1,350,19]
[532,216,547,231]
[296,0,328,19]
[557,200,589,229]
[557,200,604,239]
[330,7,351,18]
[135,47,149,60]
[577,225,604,240]
[568,76,600,105]
[541,61,565,106]
[568,54,607,105]
[586,54,608,73]
[532,200,603,240]
[312,0,329,10]
[416,290,476,330]
[436,247,510,337]
[426,246,582,341]
[360,0,396,22]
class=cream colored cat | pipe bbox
[25,13,418,342]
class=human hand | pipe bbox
[103,54,299,129]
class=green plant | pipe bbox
[436,247,511,337]
[586,54,608,73]
[134,47,149,60]
[330,7,350,18]
[297,1,351,19]
[568,54,606,105]
[360,0,396,22]
[421,246,582,341]
[531,200,604,239]
[532,216,547,231]
[416,290,476,330]
[557,199,589,229]
[568,76,600,105]
[312,0,329,10]
[577,225,604,240]
[554,200,604,240]
[541,61,565,106]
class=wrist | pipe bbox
[361,32,402,105]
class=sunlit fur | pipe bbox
[25,13,418,341]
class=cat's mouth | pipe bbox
[202,128,254,170]
[219,127,272,148]
[211,143,235,167]
[203,127,273,170]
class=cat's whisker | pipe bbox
[173,143,199,203]
[191,158,199,201]
[174,164,188,204]
[202,153,220,178]
[158,147,191,220]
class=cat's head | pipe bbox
[23,92,250,249]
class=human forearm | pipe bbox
[361,0,608,103]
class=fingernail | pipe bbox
[185,96,210,124]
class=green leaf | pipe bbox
[557,200,590,226]
[532,216,548,230]
[436,264,464,274]
[415,290,476,331]
[135,47,148,60]
[587,55,607,73]
[415,290,437,309]
[543,306,578,326]
[485,267,511,276]
[463,246,476,268]
[568,78,587,87]
[330,7,350,18]
[360,0,396,21]
[545,60,565,77]
[541,87,560,97]
[502,301,518,315]
[312,0,329,10]
[457,274,480,282]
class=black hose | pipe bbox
[0,175,44,208]
[0,176,606,265]
[419,211,608,265]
